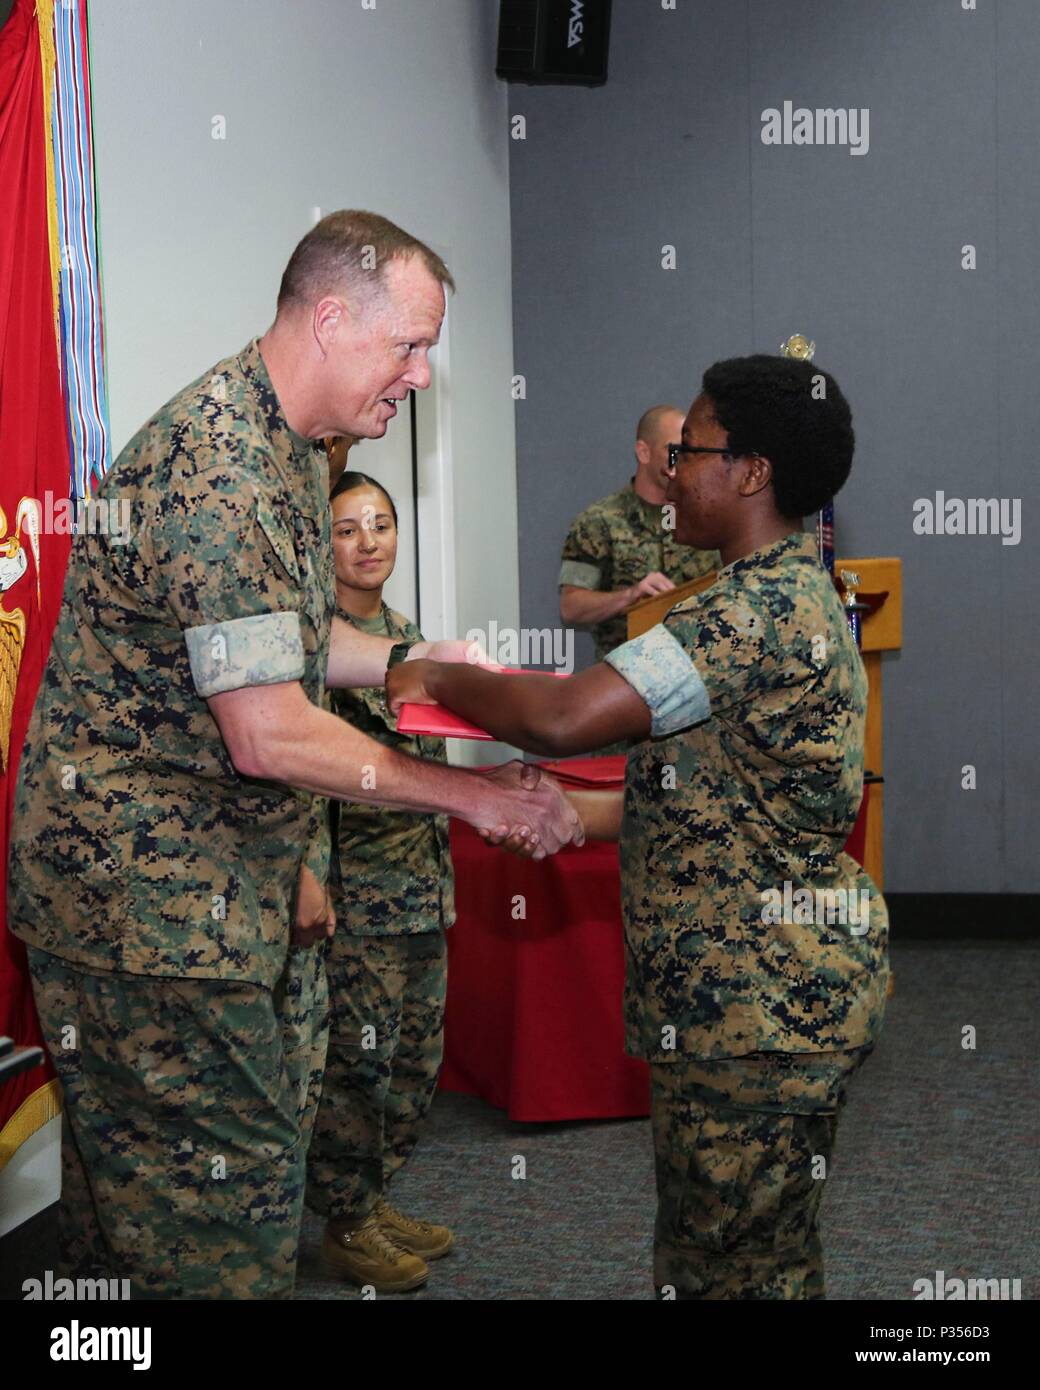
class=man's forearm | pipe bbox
[326,614,396,688]
[325,616,476,688]
[559,584,633,629]
[263,697,483,817]
[209,680,584,856]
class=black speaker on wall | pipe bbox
[496,0,612,86]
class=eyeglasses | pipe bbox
[666,442,738,476]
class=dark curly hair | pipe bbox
[701,354,854,519]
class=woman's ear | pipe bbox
[738,452,773,498]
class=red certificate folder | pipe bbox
[395,669,568,741]
[538,755,627,788]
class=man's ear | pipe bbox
[313,296,344,354]
[738,452,773,499]
[634,439,651,468]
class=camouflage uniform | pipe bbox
[604,532,889,1299]
[559,480,719,664]
[25,941,328,1300]
[306,602,453,1224]
[8,339,334,1298]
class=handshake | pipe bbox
[294,760,584,946]
[470,759,585,861]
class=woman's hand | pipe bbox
[386,658,439,715]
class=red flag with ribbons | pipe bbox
[0,0,74,1165]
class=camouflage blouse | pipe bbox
[329,603,454,935]
[9,339,333,988]
[605,532,888,1062]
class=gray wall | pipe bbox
[510,0,1038,894]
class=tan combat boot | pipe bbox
[375,1197,455,1260]
[322,1211,429,1293]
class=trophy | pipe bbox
[839,569,869,647]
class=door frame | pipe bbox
[414,269,457,644]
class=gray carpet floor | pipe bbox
[296,940,1040,1300]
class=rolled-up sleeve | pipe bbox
[185,611,305,698]
[609,584,779,735]
[559,508,608,591]
[605,623,710,736]
[153,464,312,699]
[559,558,602,589]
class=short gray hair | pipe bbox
[277,209,455,313]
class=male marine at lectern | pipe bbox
[559,405,719,664]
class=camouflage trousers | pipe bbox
[650,1047,872,1300]
[306,931,446,1222]
[26,943,329,1300]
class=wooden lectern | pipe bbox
[626,556,902,889]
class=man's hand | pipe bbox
[408,638,499,667]
[627,571,676,603]
[561,573,676,629]
[473,761,584,861]
[293,862,335,947]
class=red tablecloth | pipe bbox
[439,776,871,1122]
[440,827,650,1122]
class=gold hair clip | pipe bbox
[780,334,816,361]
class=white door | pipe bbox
[344,299,456,644]
[347,398,419,627]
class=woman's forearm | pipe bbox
[564,788,623,840]
[421,661,651,756]
[426,664,571,756]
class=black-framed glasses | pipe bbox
[666,442,737,476]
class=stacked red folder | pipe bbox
[395,669,569,742]
[537,756,627,789]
